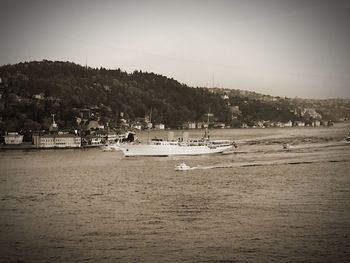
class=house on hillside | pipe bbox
[131,122,142,130]
[87,120,98,130]
[33,93,45,100]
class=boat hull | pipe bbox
[114,143,233,157]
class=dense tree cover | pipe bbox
[0,60,232,133]
[228,96,299,127]
[216,88,350,124]
[1,60,347,137]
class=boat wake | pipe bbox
[181,158,350,171]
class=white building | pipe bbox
[196,122,203,129]
[275,122,284,128]
[90,137,102,145]
[106,132,118,144]
[284,120,293,127]
[294,121,305,127]
[32,134,81,148]
[188,122,196,129]
[131,123,142,130]
[214,123,226,129]
[33,93,45,100]
[84,135,102,146]
[154,123,165,130]
[313,120,321,127]
[4,132,23,145]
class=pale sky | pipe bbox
[1,0,350,99]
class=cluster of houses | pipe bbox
[2,115,118,149]
[240,120,332,128]
[182,121,225,129]
[3,130,119,149]
[2,131,82,148]
[181,119,332,129]
[3,117,334,148]
[1,102,335,148]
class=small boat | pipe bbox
[346,132,350,144]
[101,144,115,151]
[282,143,291,150]
[175,162,191,171]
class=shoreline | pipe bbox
[0,143,102,151]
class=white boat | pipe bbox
[113,130,234,157]
[175,162,191,171]
[114,111,234,157]
[114,137,234,157]
[101,144,115,151]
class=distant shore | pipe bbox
[0,142,102,150]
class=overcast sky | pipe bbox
[1,0,350,99]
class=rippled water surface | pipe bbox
[1,124,350,262]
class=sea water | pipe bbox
[1,124,350,262]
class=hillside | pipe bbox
[0,60,231,132]
[210,88,350,126]
[0,60,349,136]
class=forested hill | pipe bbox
[0,60,348,134]
[0,60,230,131]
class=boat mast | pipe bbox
[205,107,213,140]
[147,108,152,143]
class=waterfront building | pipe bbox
[4,132,23,145]
[180,122,195,129]
[196,122,203,129]
[32,134,81,148]
[93,130,115,144]
[154,124,165,130]
[106,131,117,144]
[294,121,305,127]
[284,120,293,127]
[313,120,321,127]
[83,135,102,146]
[275,122,284,128]
[214,123,226,129]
